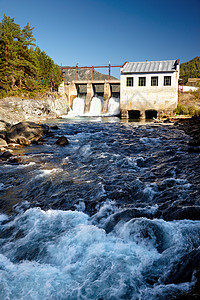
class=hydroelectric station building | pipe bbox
[120,59,180,119]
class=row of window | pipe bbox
[126,76,171,87]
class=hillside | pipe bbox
[62,68,119,93]
[180,56,200,84]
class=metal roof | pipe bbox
[122,60,177,74]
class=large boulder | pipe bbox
[6,122,47,143]
[162,206,200,221]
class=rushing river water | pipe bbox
[0,116,200,300]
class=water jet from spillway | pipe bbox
[67,96,120,117]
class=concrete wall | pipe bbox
[179,86,199,92]
[120,68,179,118]
[58,82,65,95]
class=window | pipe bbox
[151,76,158,86]
[126,77,133,86]
[164,76,171,86]
[138,77,146,86]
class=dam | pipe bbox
[59,60,180,119]
[60,64,121,116]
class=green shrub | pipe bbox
[0,89,7,99]
[176,104,189,115]
[195,109,200,116]
[188,105,197,116]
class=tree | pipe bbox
[0,14,21,91]
[180,57,200,84]
[0,14,62,96]
[35,47,62,92]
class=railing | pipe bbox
[61,64,122,81]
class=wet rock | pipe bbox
[0,131,6,140]
[0,120,11,131]
[0,137,8,147]
[187,146,200,153]
[41,124,50,135]
[104,208,151,233]
[6,122,46,143]
[8,156,22,164]
[31,137,45,145]
[177,116,200,149]
[0,150,13,160]
[16,137,31,146]
[31,139,44,145]
[50,125,59,130]
[163,248,200,285]
[188,138,200,147]
[173,121,179,126]
[162,206,200,221]
[55,136,69,146]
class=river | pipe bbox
[0,110,200,299]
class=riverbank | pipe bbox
[0,94,69,124]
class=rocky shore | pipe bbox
[0,95,69,124]
[0,120,69,164]
[176,115,200,152]
[0,95,70,161]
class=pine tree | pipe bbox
[16,22,38,89]
[0,14,62,96]
[0,15,21,91]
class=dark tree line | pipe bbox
[0,14,62,97]
[180,56,200,84]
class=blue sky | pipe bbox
[0,0,200,78]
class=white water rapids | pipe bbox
[67,96,120,117]
[0,118,200,299]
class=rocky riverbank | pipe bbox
[0,94,69,124]
[0,120,69,164]
[176,115,200,152]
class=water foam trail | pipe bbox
[0,208,199,299]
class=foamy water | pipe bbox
[0,119,199,299]
[66,96,120,117]
[0,207,198,299]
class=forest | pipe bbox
[180,56,200,84]
[0,14,62,98]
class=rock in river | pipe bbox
[55,136,69,146]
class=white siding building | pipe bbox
[120,60,180,119]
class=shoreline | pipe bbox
[0,95,69,125]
